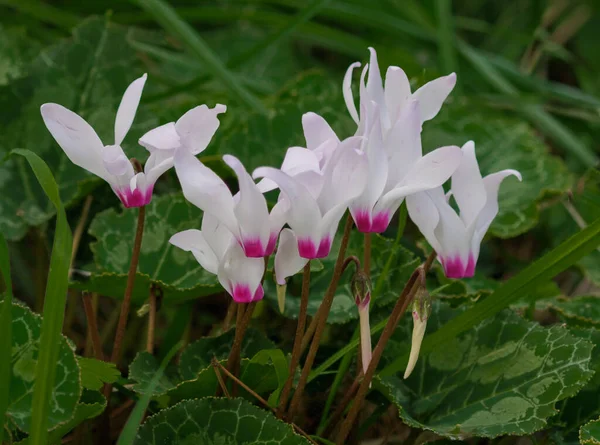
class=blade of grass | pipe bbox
[130,0,268,114]
[117,342,182,445]
[435,0,460,89]
[381,216,600,377]
[0,232,13,443]
[12,149,73,445]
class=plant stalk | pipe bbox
[363,232,371,277]
[287,214,354,419]
[82,293,104,361]
[335,254,434,444]
[278,260,311,417]
[110,205,146,365]
[146,285,159,354]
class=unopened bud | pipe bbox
[404,286,432,379]
[276,283,287,314]
[351,270,372,310]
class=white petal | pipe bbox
[384,66,412,126]
[253,167,321,244]
[404,314,427,379]
[218,242,265,303]
[274,229,309,285]
[412,72,456,123]
[201,212,234,261]
[302,112,339,151]
[473,169,522,247]
[359,305,372,375]
[114,73,147,146]
[406,192,442,256]
[223,154,270,256]
[174,148,239,238]
[451,141,486,228]
[374,145,462,217]
[366,48,385,118]
[40,103,110,182]
[103,144,134,178]
[144,150,174,187]
[256,147,321,193]
[169,229,219,275]
[343,61,361,124]
[175,103,226,155]
[318,137,368,213]
[384,100,422,190]
[139,122,180,152]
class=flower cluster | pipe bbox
[41,47,521,304]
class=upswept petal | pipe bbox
[201,212,234,261]
[253,167,322,247]
[318,137,368,213]
[451,141,486,228]
[169,229,219,275]
[174,148,239,239]
[343,61,362,124]
[138,122,180,152]
[384,66,411,126]
[406,191,443,255]
[366,47,386,125]
[473,169,522,248]
[411,72,456,123]
[373,145,462,221]
[114,73,147,146]
[218,242,265,303]
[40,103,110,182]
[384,100,422,190]
[274,229,309,285]
[175,104,227,154]
[256,147,322,193]
[103,145,134,177]
[302,112,339,152]
[144,150,175,187]
[223,155,271,257]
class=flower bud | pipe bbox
[351,270,372,310]
[404,286,432,379]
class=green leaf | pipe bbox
[78,358,120,391]
[7,302,80,433]
[0,18,156,241]
[178,328,275,380]
[0,25,41,85]
[421,99,572,238]
[134,398,310,444]
[128,352,175,396]
[581,418,600,445]
[11,149,74,445]
[0,233,13,442]
[76,193,220,305]
[381,216,600,377]
[377,302,594,439]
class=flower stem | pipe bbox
[146,284,160,354]
[335,253,435,444]
[322,376,361,438]
[82,292,104,361]
[287,214,354,419]
[278,260,311,417]
[109,205,146,366]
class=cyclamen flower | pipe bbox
[406,141,522,278]
[170,213,265,303]
[174,148,286,257]
[41,74,166,208]
[253,137,368,259]
[343,48,461,233]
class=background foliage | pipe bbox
[1,0,600,444]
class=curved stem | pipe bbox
[278,260,311,417]
[110,205,146,365]
[363,233,371,278]
[287,214,354,420]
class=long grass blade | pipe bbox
[12,149,73,445]
[0,232,13,442]
[131,0,268,115]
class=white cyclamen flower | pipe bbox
[254,137,368,259]
[170,213,265,303]
[406,141,522,278]
[175,149,286,257]
[41,74,167,207]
